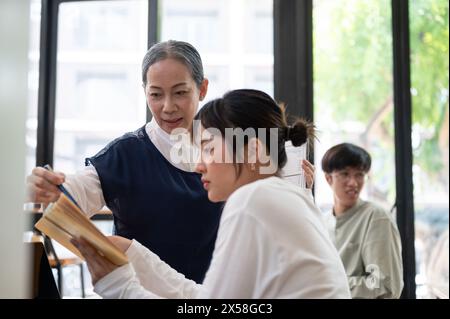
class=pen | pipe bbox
[43,164,80,208]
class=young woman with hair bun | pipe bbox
[73,89,350,299]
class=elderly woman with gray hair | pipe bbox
[27,40,223,283]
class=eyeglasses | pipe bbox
[332,170,368,183]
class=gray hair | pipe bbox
[142,40,204,87]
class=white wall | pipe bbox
[0,0,30,298]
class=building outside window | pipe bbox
[53,0,148,174]
[160,0,274,103]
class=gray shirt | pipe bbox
[326,199,404,298]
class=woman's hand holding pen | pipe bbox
[26,167,65,203]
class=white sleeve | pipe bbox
[198,212,279,299]
[95,240,203,299]
[62,165,106,217]
[94,264,162,299]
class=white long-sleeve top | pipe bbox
[93,176,351,299]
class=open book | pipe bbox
[35,193,128,266]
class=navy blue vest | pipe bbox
[86,126,223,283]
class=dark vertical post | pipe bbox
[274,0,314,180]
[391,0,416,299]
[146,0,159,123]
[36,0,59,166]
[273,0,313,122]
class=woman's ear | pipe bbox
[245,138,260,172]
[247,137,259,165]
[199,78,209,101]
[325,173,333,186]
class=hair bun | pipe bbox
[285,119,315,147]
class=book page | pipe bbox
[35,214,84,260]
[35,194,128,266]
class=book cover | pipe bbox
[35,193,128,266]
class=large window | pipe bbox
[312,0,449,298]
[313,0,396,213]
[160,0,274,102]
[409,0,449,298]
[53,0,148,173]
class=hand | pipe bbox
[302,160,315,189]
[26,167,65,204]
[107,236,132,253]
[71,236,120,285]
